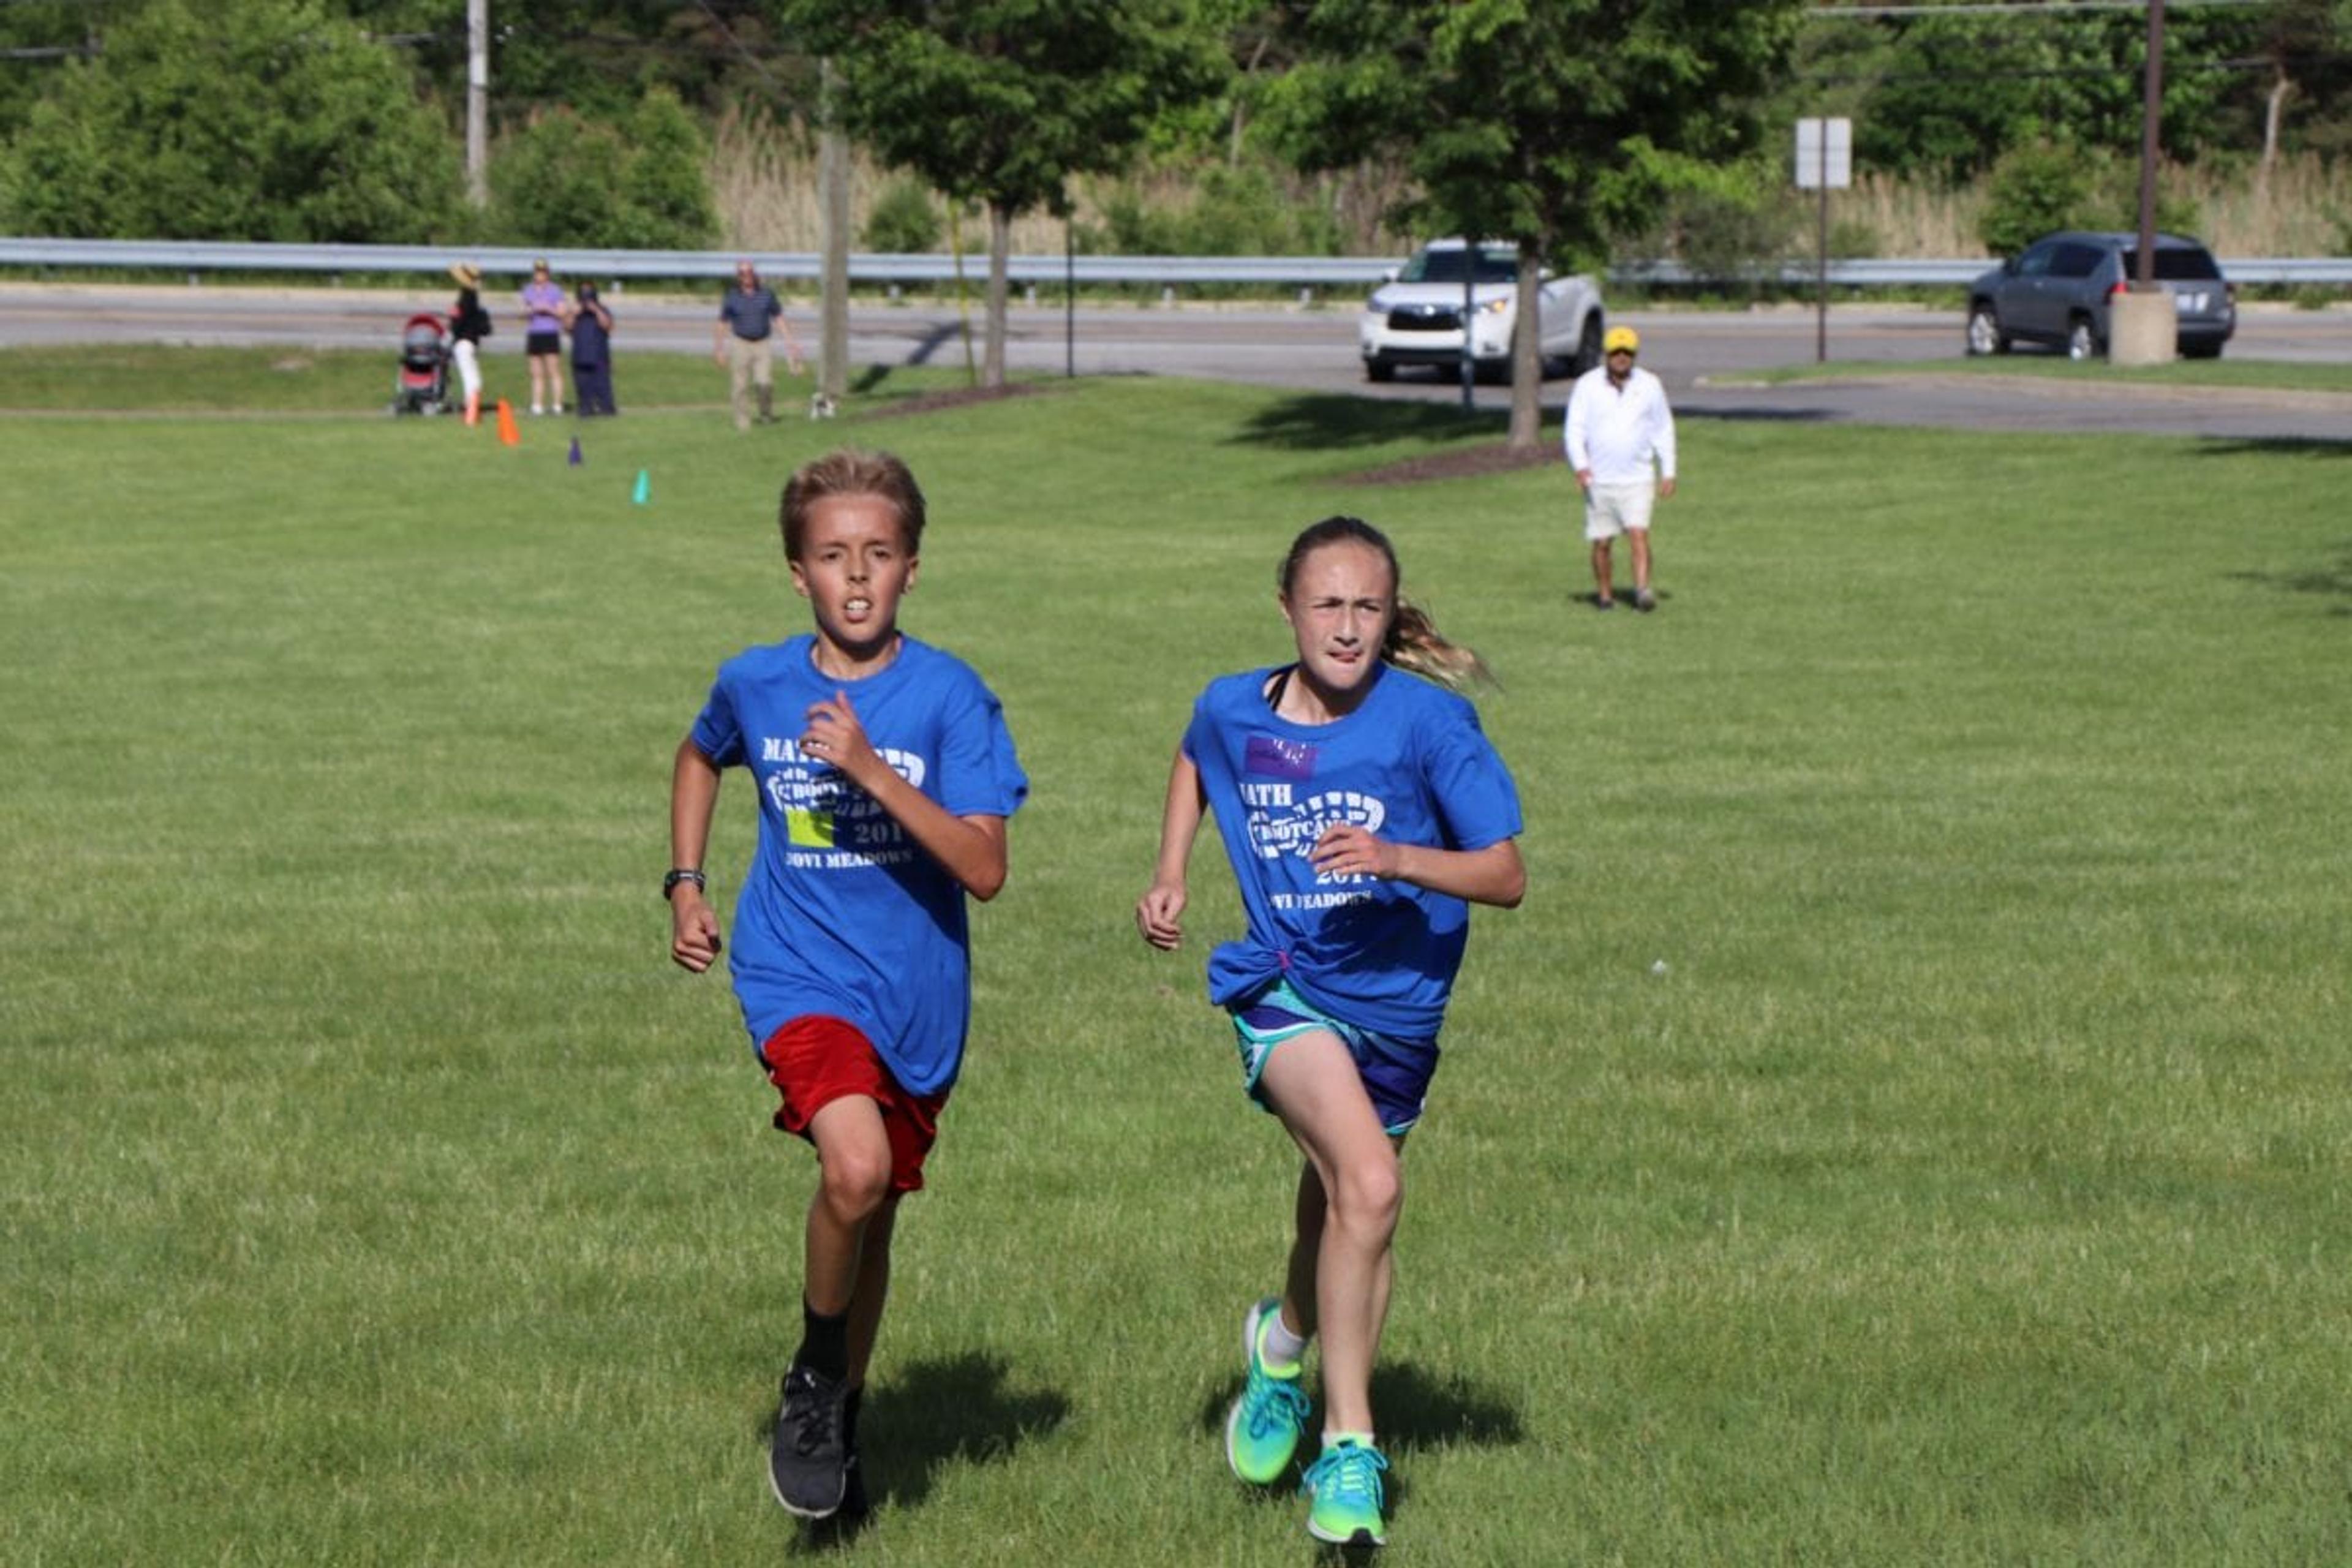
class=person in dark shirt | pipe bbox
[447,261,492,426]
[567,281,617,417]
[714,260,805,431]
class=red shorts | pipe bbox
[758,1016,947,1194]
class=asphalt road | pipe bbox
[2,282,2345,441]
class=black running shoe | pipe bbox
[839,1448,870,1521]
[769,1365,850,1518]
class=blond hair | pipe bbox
[778,448,927,560]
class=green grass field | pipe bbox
[4,349,2348,1566]
[1745,352,2352,394]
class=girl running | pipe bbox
[1136,515,1525,1549]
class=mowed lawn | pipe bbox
[3,354,2348,1566]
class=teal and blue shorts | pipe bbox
[1229,978,1437,1137]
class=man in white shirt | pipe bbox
[1564,325,1677,611]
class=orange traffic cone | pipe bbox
[496,399,520,447]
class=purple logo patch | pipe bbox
[1245,734,1317,781]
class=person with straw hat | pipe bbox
[447,262,492,427]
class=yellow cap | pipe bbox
[1604,325,1640,355]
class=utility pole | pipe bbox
[466,0,488,209]
[2109,0,2176,364]
[819,59,850,404]
[2133,0,2165,292]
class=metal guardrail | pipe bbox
[0,238,1400,288]
[0,237,2345,289]
[1622,257,2352,287]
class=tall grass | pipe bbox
[4,359,2350,1565]
[706,104,1415,256]
[710,104,2351,263]
[1837,153,2352,258]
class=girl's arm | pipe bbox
[668,737,725,971]
[801,690,1008,901]
[1135,747,1204,950]
[1308,827,1526,910]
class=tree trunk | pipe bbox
[984,202,1011,388]
[1229,36,1268,165]
[1507,246,1544,449]
[2262,63,2291,178]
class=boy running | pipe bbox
[666,449,1026,1521]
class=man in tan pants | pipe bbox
[714,260,805,430]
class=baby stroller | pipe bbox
[388,312,453,415]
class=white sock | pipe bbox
[1259,1305,1308,1371]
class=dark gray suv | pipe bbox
[1966,231,2236,361]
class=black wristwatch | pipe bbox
[662,868,706,900]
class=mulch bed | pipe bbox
[856,381,1061,420]
[1339,441,1561,486]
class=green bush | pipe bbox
[1978,141,2095,257]
[2,0,454,242]
[489,89,716,252]
[864,176,943,252]
[1613,158,1797,293]
[1100,187,1186,254]
[612,88,718,251]
[1096,157,1347,257]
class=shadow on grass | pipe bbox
[1195,1359,1525,1455]
[2226,540,2352,618]
[2194,435,2352,458]
[849,364,910,396]
[776,1350,1070,1552]
[1228,393,1507,453]
[1679,404,1838,424]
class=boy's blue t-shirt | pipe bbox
[689,633,1027,1095]
[1185,662,1522,1041]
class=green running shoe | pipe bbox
[1224,1297,1310,1485]
[1301,1436,1389,1547]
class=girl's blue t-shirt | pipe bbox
[1184,662,1523,1041]
[690,634,1027,1095]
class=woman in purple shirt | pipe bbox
[518,258,567,415]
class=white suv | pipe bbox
[1359,239,1606,383]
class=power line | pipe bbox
[1805,0,2271,17]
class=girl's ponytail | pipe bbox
[1384,598,1493,690]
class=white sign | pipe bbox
[1795,118,1852,190]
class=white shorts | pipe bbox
[1583,480,1655,541]
[451,339,481,401]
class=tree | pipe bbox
[1838,6,2260,184]
[778,0,1226,387]
[2245,0,2352,168]
[1268,0,1804,448]
[488,87,718,249]
[3,0,456,241]
[335,0,795,124]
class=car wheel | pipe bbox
[1965,304,2009,357]
[2182,342,2223,361]
[1572,315,1604,375]
[1364,358,1395,383]
[2067,318,2100,361]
